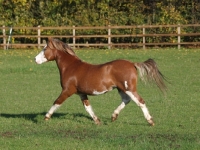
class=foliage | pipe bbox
[0,48,200,149]
[0,0,199,27]
[0,0,199,45]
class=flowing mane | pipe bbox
[48,38,76,56]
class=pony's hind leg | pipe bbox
[125,91,154,126]
[111,90,131,122]
[80,94,100,125]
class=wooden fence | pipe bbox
[0,24,200,50]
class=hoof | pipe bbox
[148,119,155,126]
[111,114,118,122]
[149,122,155,126]
[94,118,101,125]
[44,117,50,121]
[111,117,117,122]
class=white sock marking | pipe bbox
[112,91,130,118]
[125,91,152,120]
[114,102,126,114]
[140,104,152,120]
[125,91,140,106]
[84,105,97,120]
[46,104,60,118]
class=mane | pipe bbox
[48,38,76,56]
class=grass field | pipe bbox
[0,48,200,150]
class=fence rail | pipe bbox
[0,24,200,49]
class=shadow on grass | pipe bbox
[0,113,146,126]
[0,112,92,123]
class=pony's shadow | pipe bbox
[0,112,92,123]
[1,113,146,126]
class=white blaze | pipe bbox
[35,46,47,64]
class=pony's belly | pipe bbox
[77,84,115,96]
[92,89,108,95]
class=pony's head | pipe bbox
[35,38,75,64]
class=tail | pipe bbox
[134,58,167,93]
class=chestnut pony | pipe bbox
[35,38,166,126]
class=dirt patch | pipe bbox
[1,131,16,138]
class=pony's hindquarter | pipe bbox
[111,59,167,126]
[134,59,167,93]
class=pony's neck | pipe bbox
[55,50,80,71]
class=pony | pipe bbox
[35,38,167,126]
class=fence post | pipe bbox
[108,25,111,49]
[73,25,75,49]
[38,25,41,49]
[143,25,146,49]
[3,25,6,50]
[6,26,12,50]
[177,24,181,49]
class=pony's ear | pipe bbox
[47,37,54,49]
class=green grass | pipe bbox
[0,48,200,150]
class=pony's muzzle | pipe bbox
[35,50,48,64]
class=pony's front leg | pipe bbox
[44,90,70,120]
[45,104,61,120]
[80,95,100,125]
